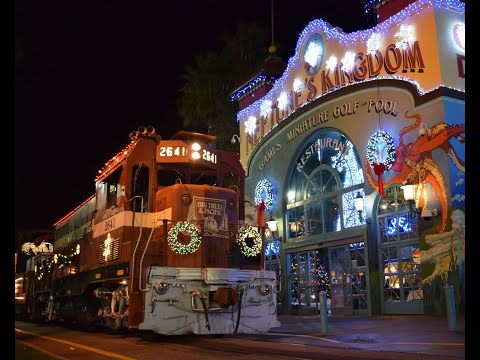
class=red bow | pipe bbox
[257,200,266,227]
[373,162,386,196]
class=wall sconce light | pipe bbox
[355,192,364,219]
[401,180,416,201]
[290,222,298,233]
[401,180,418,212]
[231,134,241,144]
[266,212,278,238]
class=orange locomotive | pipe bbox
[22,128,280,335]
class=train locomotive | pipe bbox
[16,127,280,335]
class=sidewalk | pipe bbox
[268,314,466,358]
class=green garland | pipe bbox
[236,225,262,257]
[168,221,202,255]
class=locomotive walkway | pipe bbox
[266,313,467,359]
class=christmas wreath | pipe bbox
[236,225,262,257]
[254,179,274,210]
[366,131,395,196]
[168,221,202,255]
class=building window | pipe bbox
[286,131,364,240]
[132,164,149,212]
[107,182,117,209]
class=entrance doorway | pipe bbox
[286,238,369,315]
[377,185,424,314]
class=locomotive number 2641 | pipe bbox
[159,146,187,157]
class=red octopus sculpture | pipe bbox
[366,111,465,232]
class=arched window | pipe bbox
[286,130,365,239]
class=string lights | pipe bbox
[95,140,138,183]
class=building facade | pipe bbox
[231,0,465,316]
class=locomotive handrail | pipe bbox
[126,195,144,294]
[138,218,161,292]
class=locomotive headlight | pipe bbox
[191,143,201,160]
[259,284,271,296]
[153,280,169,295]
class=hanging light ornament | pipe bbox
[366,131,396,196]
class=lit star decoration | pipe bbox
[394,24,415,50]
[254,179,274,210]
[236,225,262,257]
[167,221,202,255]
[103,233,113,261]
[340,51,356,71]
[245,116,257,135]
[326,55,338,72]
[366,32,382,55]
[366,131,396,196]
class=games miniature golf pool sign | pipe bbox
[366,131,396,196]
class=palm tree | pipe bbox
[178,22,270,150]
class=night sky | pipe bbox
[15,0,372,230]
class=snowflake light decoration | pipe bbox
[278,92,289,110]
[245,116,257,135]
[366,32,382,55]
[260,100,272,118]
[326,55,338,71]
[304,41,322,68]
[293,78,304,93]
[394,24,415,50]
[341,51,356,71]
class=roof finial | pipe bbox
[268,0,277,55]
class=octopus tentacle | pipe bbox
[422,161,448,233]
[400,111,422,143]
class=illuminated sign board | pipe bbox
[265,240,280,257]
[386,215,413,235]
[200,149,217,165]
[156,140,190,163]
[159,145,188,158]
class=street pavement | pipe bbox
[267,313,467,359]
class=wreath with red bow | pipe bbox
[366,131,396,196]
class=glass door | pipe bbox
[329,246,353,315]
[287,249,330,314]
[377,185,424,314]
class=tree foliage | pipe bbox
[177,22,270,150]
